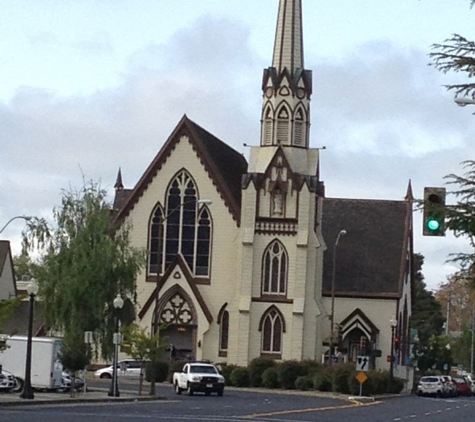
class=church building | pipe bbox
[113,0,414,376]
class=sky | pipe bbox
[1,0,475,291]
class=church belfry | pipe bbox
[261,0,312,148]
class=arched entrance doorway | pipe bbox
[153,286,197,361]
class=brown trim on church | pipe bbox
[252,296,293,304]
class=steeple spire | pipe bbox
[260,0,312,148]
[273,0,304,74]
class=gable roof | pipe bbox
[0,241,17,298]
[321,197,411,299]
[114,115,248,225]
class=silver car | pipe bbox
[417,375,450,397]
[94,360,144,379]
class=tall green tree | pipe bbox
[411,254,445,346]
[443,161,475,281]
[22,181,145,359]
[430,1,475,97]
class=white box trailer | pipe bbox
[0,336,63,391]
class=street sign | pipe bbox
[356,355,369,372]
[356,371,368,384]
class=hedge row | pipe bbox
[217,358,404,395]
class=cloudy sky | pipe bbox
[1,0,475,290]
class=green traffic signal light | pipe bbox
[426,218,441,232]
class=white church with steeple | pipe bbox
[114,0,414,374]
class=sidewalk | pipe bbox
[0,388,165,407]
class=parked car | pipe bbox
[441,376,458,397]
[417,376,450,397]
[0,369,16,392]
[60,372,84,392]
[94,360,144,379]
[464,374,475,395]
[453,376,472,396]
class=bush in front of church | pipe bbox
[295,375,314,391]
[332,363,355,394]
[229,366,250,387]
[248,357,277,387]
[216,362,238,385]
[278,360,306,389]
[261,366,280,388]
[313,367,333,392]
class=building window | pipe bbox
[196,207,211,276]
[260,307,284,356]
[293,108,305,146]
[262,240,288,295]
[163,170,212,277]
[263,107,273,145]
[219,310,229,355]
[276,107,290,144]
[148,205,163,274]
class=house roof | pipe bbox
[321,197,411,299]
[1,301,44,337]
[114,115,248,225]
[0,241,10,278]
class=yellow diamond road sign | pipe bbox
[356,371,368,384]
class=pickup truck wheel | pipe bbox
[188,385,194,396]
[174,382,182,395]
[217,388,224,397]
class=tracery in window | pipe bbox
[262,240,288,295]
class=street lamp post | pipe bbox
[389,316,398,393]
[108,293,124,397]
[329,229,347,366]
[19,279,39,399]
[0,215,32,235]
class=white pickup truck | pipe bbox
[172,362,225,396]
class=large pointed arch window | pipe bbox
[262,240,288,295]
[262,106,273,146]
[148,204,164,274]
[164,170,212,277]
[276,106,290,144]
[218,304,229,357]
[293,107,306,147]
[259,306,285,357]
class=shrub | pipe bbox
[230,367,250,387]
[313,372,332,391]
[248,357,277,387]
[369,370,388,395]
[145,361,169,382]
[168,360,187,382]
[261,367,280,388]
[295,375,314,391]
[300,360,323,377]
[390,377,405,394]
[332,363,355,394]
[217,363,238,386]
[278,360,305,389]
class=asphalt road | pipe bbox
[1,387,475,422]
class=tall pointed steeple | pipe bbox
[260,0,312,148]
[272,0,304,74]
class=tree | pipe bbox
[0,297,22,351]
[59,332,90,397]
[121,324,167,396]
[411,254,445,346]
[442,161,475,280]
[21,181,145,359]
[430,1,475,98]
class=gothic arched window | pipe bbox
[148,205,164,274]
[263,106,273,146]
[276,106,290,144]
[260,306,285,356]
[293,107,306,147]
[262,240,288,295]
[163,170,212,277]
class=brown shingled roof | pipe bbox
[114,115,247,225]
[322,197,410,298]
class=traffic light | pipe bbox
[423,187,446,236]
[394,337,400,351]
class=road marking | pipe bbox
[242,400,380,419]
